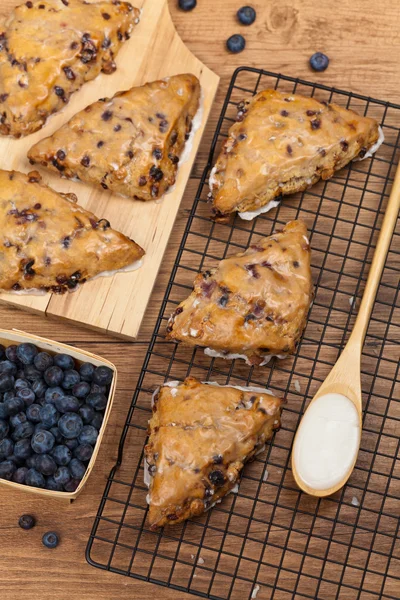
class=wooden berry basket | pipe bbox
[0,328,117,501]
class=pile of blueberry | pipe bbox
[0,342,113,492]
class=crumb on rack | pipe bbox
[251,584,261,599]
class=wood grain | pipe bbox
[0,1,400,599]
[0,0,219,340]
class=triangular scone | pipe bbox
[28,74,201,200]
[0,0,139,137]
[210,89,382,219]
[167,220,312,365]
[145,377,282,529]
[0,170,144,293]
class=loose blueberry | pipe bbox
[0,374,15,392]
[0,459,16,480]
[14,438,32,460]
[31,430,55,454]
[91,412,103,431]
[4,396,24,416]
[78,425,98,446]
[0,418,9,440]
[14,378,29,391]
[46,476,64,491]
[31,379,47,399]
[58,413,83,439]
[44,366,64,387]
[61,370,80,390]
[12,421,34,441]
[53,465,71,486]
[72,381,91,399]
[13,466,29,484]
[18,514,36,529]
[64,478,80,492]
[16,387,36,406]
[23,365,42,382]
[39,404,59,428]
[64,438,79,451]
[0,360,17,377]
[74,443,93,462]
[51,445,72,466]
[36,454,57,476]
[42,531,59,548]
[79,362,95,382]
[10,412,27,428]
[50,427,63,444]
[26,404,42,423]
[237,6,256,25]
[78,404,95,424]
[87,393,107,411]
[309,52,329,72]
[178,0,196,10]
[25,468,46,488]
[93,366,113,386]
[226,34,246,53]
[69,457,86,479]
[54,354,75,371]
[34,352,54,372]
[16,343,38,365]
[54,395,80,414]
[0,438,14,458]
[44,386,65,405]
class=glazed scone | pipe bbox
[167,220,313,366]
[210,89,382,219]
[28,74,201,200]
[145,377,283,529]
[0,170,144,293]
[0,0,139,137]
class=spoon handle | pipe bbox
[350,159,400,346]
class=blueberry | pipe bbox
[0,438,14,458]
[25,468,46,488]
[54,395,80,414]
[16,387,36,406]
[54,353,75,371]
[93,366,113,386]
[14,438,32,460]
[0,459,16,480]
[90,383,106,395]
[0,360,17,376]
[44,386,65,405]
[72,381,91,399]
[18,514,36,529]
[309,52,329,72]
[34,423,50,433]
[42,531,59,548]
[237,6,256,25]
[14,378,29,391]
[13,421,34,441]
[10,412,27,428]
[226,34,246,53]
[69,457,86,479]
[16,343,38,365]
[50,427,63,444]
[26,454,37,469]
[3,391,15,402]
[31,379,46,399]
[87,393,107,411]
[64,438,79,451]
[44,366,64,387]
[74,443,93,462]
[13,467,29,484]
[51,445,72,466]
[0,418,9,440]
[0,374,15,392]
[79,404,95,424]
[5,346,18,362]
[91,412,103,430]
[36,453,57,476]
[64,478,80,492]
[45,476,64,491]
[79,362,95,382]
[4,396,24,416]
[209,469,225,487]
[26,404,42,423]
[31,430,55,454]
[0,344,5,360]
[61,370,80,391]
[34,352,54,372]
[54,465,71,486]
[0,403,7,419]
[58,413,83,439]
[78,425,98,446]
[23,364,42,382]
[39,404,59,428]
[178,0,196,10]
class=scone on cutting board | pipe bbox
[167,220,313,366]
[28,74,201,201]
[145,377,283,529]
[210,89,383,220]
[0,170,144,294]
[0,0,139,137]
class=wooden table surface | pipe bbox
[1,1,400,599]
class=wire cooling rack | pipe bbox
[86,68,400,600]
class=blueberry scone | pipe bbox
[0,170,144,293]
[145,377,283,529]
[167,220,312,366]
[210,89,383,220]
[27,74,201,200]
[0,0,139,137]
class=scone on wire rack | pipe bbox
[166,220,313,366]
[209,89,383,220]
[145,377,283,529]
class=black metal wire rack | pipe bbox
[86,68,400,600]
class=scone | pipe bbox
[145,377,283,529]
[210,89,383,219]
[27,74,201,200]
[0,170,144,293]
[167,220,313,365]
[0,0,139,137]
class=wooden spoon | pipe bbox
[292,159,400,497]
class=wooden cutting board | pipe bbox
[0,0,219,339]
